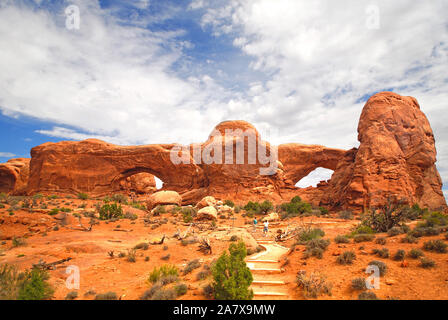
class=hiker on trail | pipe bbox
[263,220,269,237]
[253,217,258,232]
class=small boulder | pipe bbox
[146,191,182,210]
[196,206,218,220]
[262,212,279,222]
[196,196,217,209]
[218,205,233,214]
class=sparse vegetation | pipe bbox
[77,193,89,200]
[296,227,325,244]
[336,251,356,265]
[408,248,424,259]
[351,278,367,291]
[358,291,379,300]
[338,210,353,220]
[183,259,201,275]
[375,237,387,245]
[95,292,118,300]
[393,250,406,261]
[148,265,179,284]
[368,260,387,276]
[296,272,332,299]
[223,200,234,208]
[372,247,389,258]
[353,234,375,243]
[334,235,350,244]
[212,241,253,300]
[420,257,436,269]
[423,240,447,253]
[65,291,78,300]
[98,202,123,220]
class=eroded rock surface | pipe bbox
[0,158,30,194]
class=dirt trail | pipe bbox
[246,232,290,300]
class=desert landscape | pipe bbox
[1,92,447,300]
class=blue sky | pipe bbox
[0,0,447,198]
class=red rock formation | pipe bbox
[0,158,30,194]
[2,92,444,212]
[27,139,205,198]
[323,92,446,211]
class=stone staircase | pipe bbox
[247,236,290,299]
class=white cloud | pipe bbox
[0,0,447,192]
[0,152,16,158]
[296,168,334,188]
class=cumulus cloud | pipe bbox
[0,152,16,158]
[0,0,447,193]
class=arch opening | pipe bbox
[295,167,334,188]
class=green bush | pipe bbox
[98,202,123,220]
[350,225,374,236]
[48,208,59,216]
[423,240,447,253]
[353,234,375,243]
[368,261,387,276]
[148,265,179,284]
[212,241,253,300]
[334,235,350,244]
[336,251,356,265]
[18,268,54,300]
[407,248,424,259]
[291,196,302,203]
[111,194,128,204]
[387,227,405,237]
[361,198,412,233]
[223,200,234,208]
[319,207,329,215]
[77,193,89,200]
[296,228,325,243]
[181,207,196,223]
[419,211,448,228]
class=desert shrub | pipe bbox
[181,207,196,223]
[408,248,424,259]
[111,194,128,204]
[420,257,436,269]
[134,242,149,250]
[387,227,405,237]
[202,284,214,299]
[148,265,179,284]
[180,237,198,246]
[303,247,324,259]
[358,292,379,300]
[280,199,312,218]
[353,234,375,243]
[319,207,329,215]
[418,211,448,228]
[350,225,374,237]
[124,212,138,220]
[153,205,167,215]
[234,206,241,214]
[372,248,389,258]
[336,251,356,265]
[12,237,26,248]
[351,278,367,291]
[368,261,387,276]
[159,275,179,286]
[183,259,201,275]
[212,241,253,300]
[229,235,239,242]
[161,254,170,261]
[260,200,274,214]
[393,250,406,261]
[338,210,353,220]
[77,193,88,200]
[174,283,188,296]
[98,202,123,220]
[361,197,412,233]
[65,291,78,300]
[408,227,440,238]
[296,227,325,243]
[307,239,330,251]
[401,235,418,244]
[48,208,59,216]
[291,196,302,203]
[95,292,118,300]
[375,237,387,245]
[334,235,350,244]
[0,264,22,299]
[296,272,332,299]
[126,249,136,262]
[223,200,234,208]
[196,268,212,281]
[18,268,54,300]
[423,240,447,253]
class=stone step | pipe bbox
[246,259,279,263]
[253,292,288,297]
[249,267,282,273]
[252,280,285,285]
